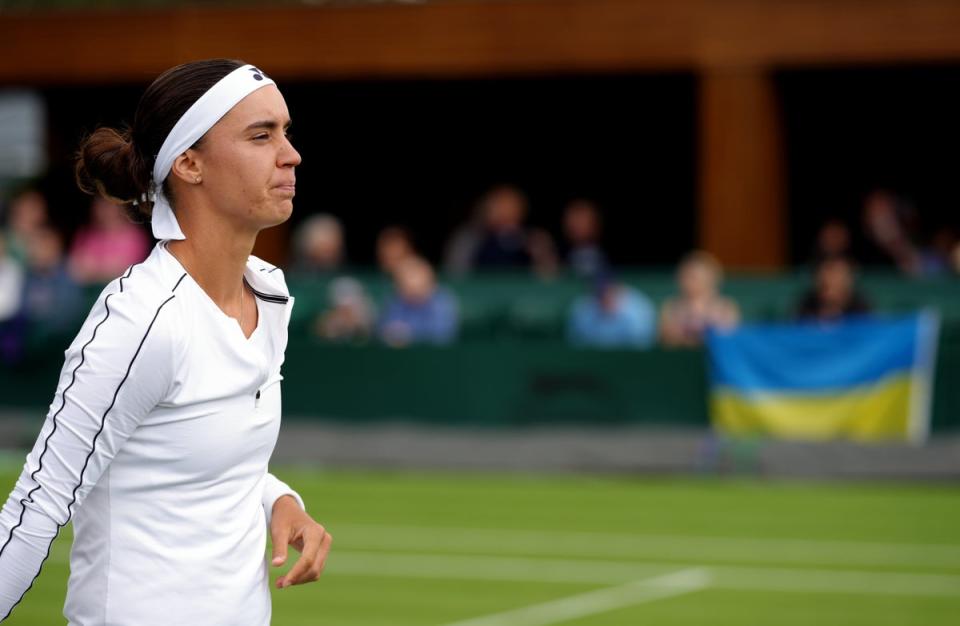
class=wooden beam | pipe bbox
[698,67,785,270]
[3,0,960,83]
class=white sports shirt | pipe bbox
[0,240,305,625]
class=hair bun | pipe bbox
[75,126,151,216]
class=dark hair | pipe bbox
[75,58,246,219]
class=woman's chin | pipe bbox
[270,200,295,224]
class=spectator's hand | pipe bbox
[382,321,413,347]
[270,495,332,588]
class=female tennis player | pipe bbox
[0,59,331,624]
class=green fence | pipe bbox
[3,271,960,433]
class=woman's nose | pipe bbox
[280,138,301,167]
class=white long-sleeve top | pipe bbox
[0,240,304,625]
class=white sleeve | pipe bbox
[0,285,175,622]
[262,472,306,527]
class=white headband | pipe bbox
[149,64,276,240]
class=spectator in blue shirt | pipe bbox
[379,256,458,347]
[21,226,83,339]
[567,272,656,349]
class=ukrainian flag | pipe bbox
[705,313,939,443]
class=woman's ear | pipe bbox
[170,149,203,185]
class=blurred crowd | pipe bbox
[0,188,149,362]
[813,189,960,277]
[290,184,907,350]
[0,183,951,359]
[294,185,738,349]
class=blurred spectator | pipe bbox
[377,226,417,277]
[443,202,484,275]
[918,226,956,276]
[859,189,923,275]
[567,272,656,349]
[472,186,531,268]
[22,227,83,336]
[562,199,609,278]
[314,276,376,343]
[950,238,960,275]
[68,196,150,284]
[4,188,49,264]
[292,213,345,276]
[446,185,558,277]
[810,217,852,261]
[660,251,740,347]
[0,235,23,322]
[796,254,871,322]
[0,235,25,364]
[379,256,458,347]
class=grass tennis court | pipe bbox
[2,466,959,625]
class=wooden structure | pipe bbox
[4,0,960,268]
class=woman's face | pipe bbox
[195,84,301,232]
[816,259,854,305]
[395,258,435,303]
[679,262,716,300]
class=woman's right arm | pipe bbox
[0,281,176,622]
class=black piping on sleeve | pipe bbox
[0,293,176,622]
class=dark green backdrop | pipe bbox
[3,272,959,433]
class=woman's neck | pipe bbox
[165,222,256,309]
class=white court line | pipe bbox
[45,523,960,569]
[327,551,960,597]
[41,544,960,597]
[440,568,710,626]
[713,565,960,597]
[333,523,960,569]
[42,538,960,598]
[331,551,662,585]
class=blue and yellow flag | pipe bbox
[705,313,939,443]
